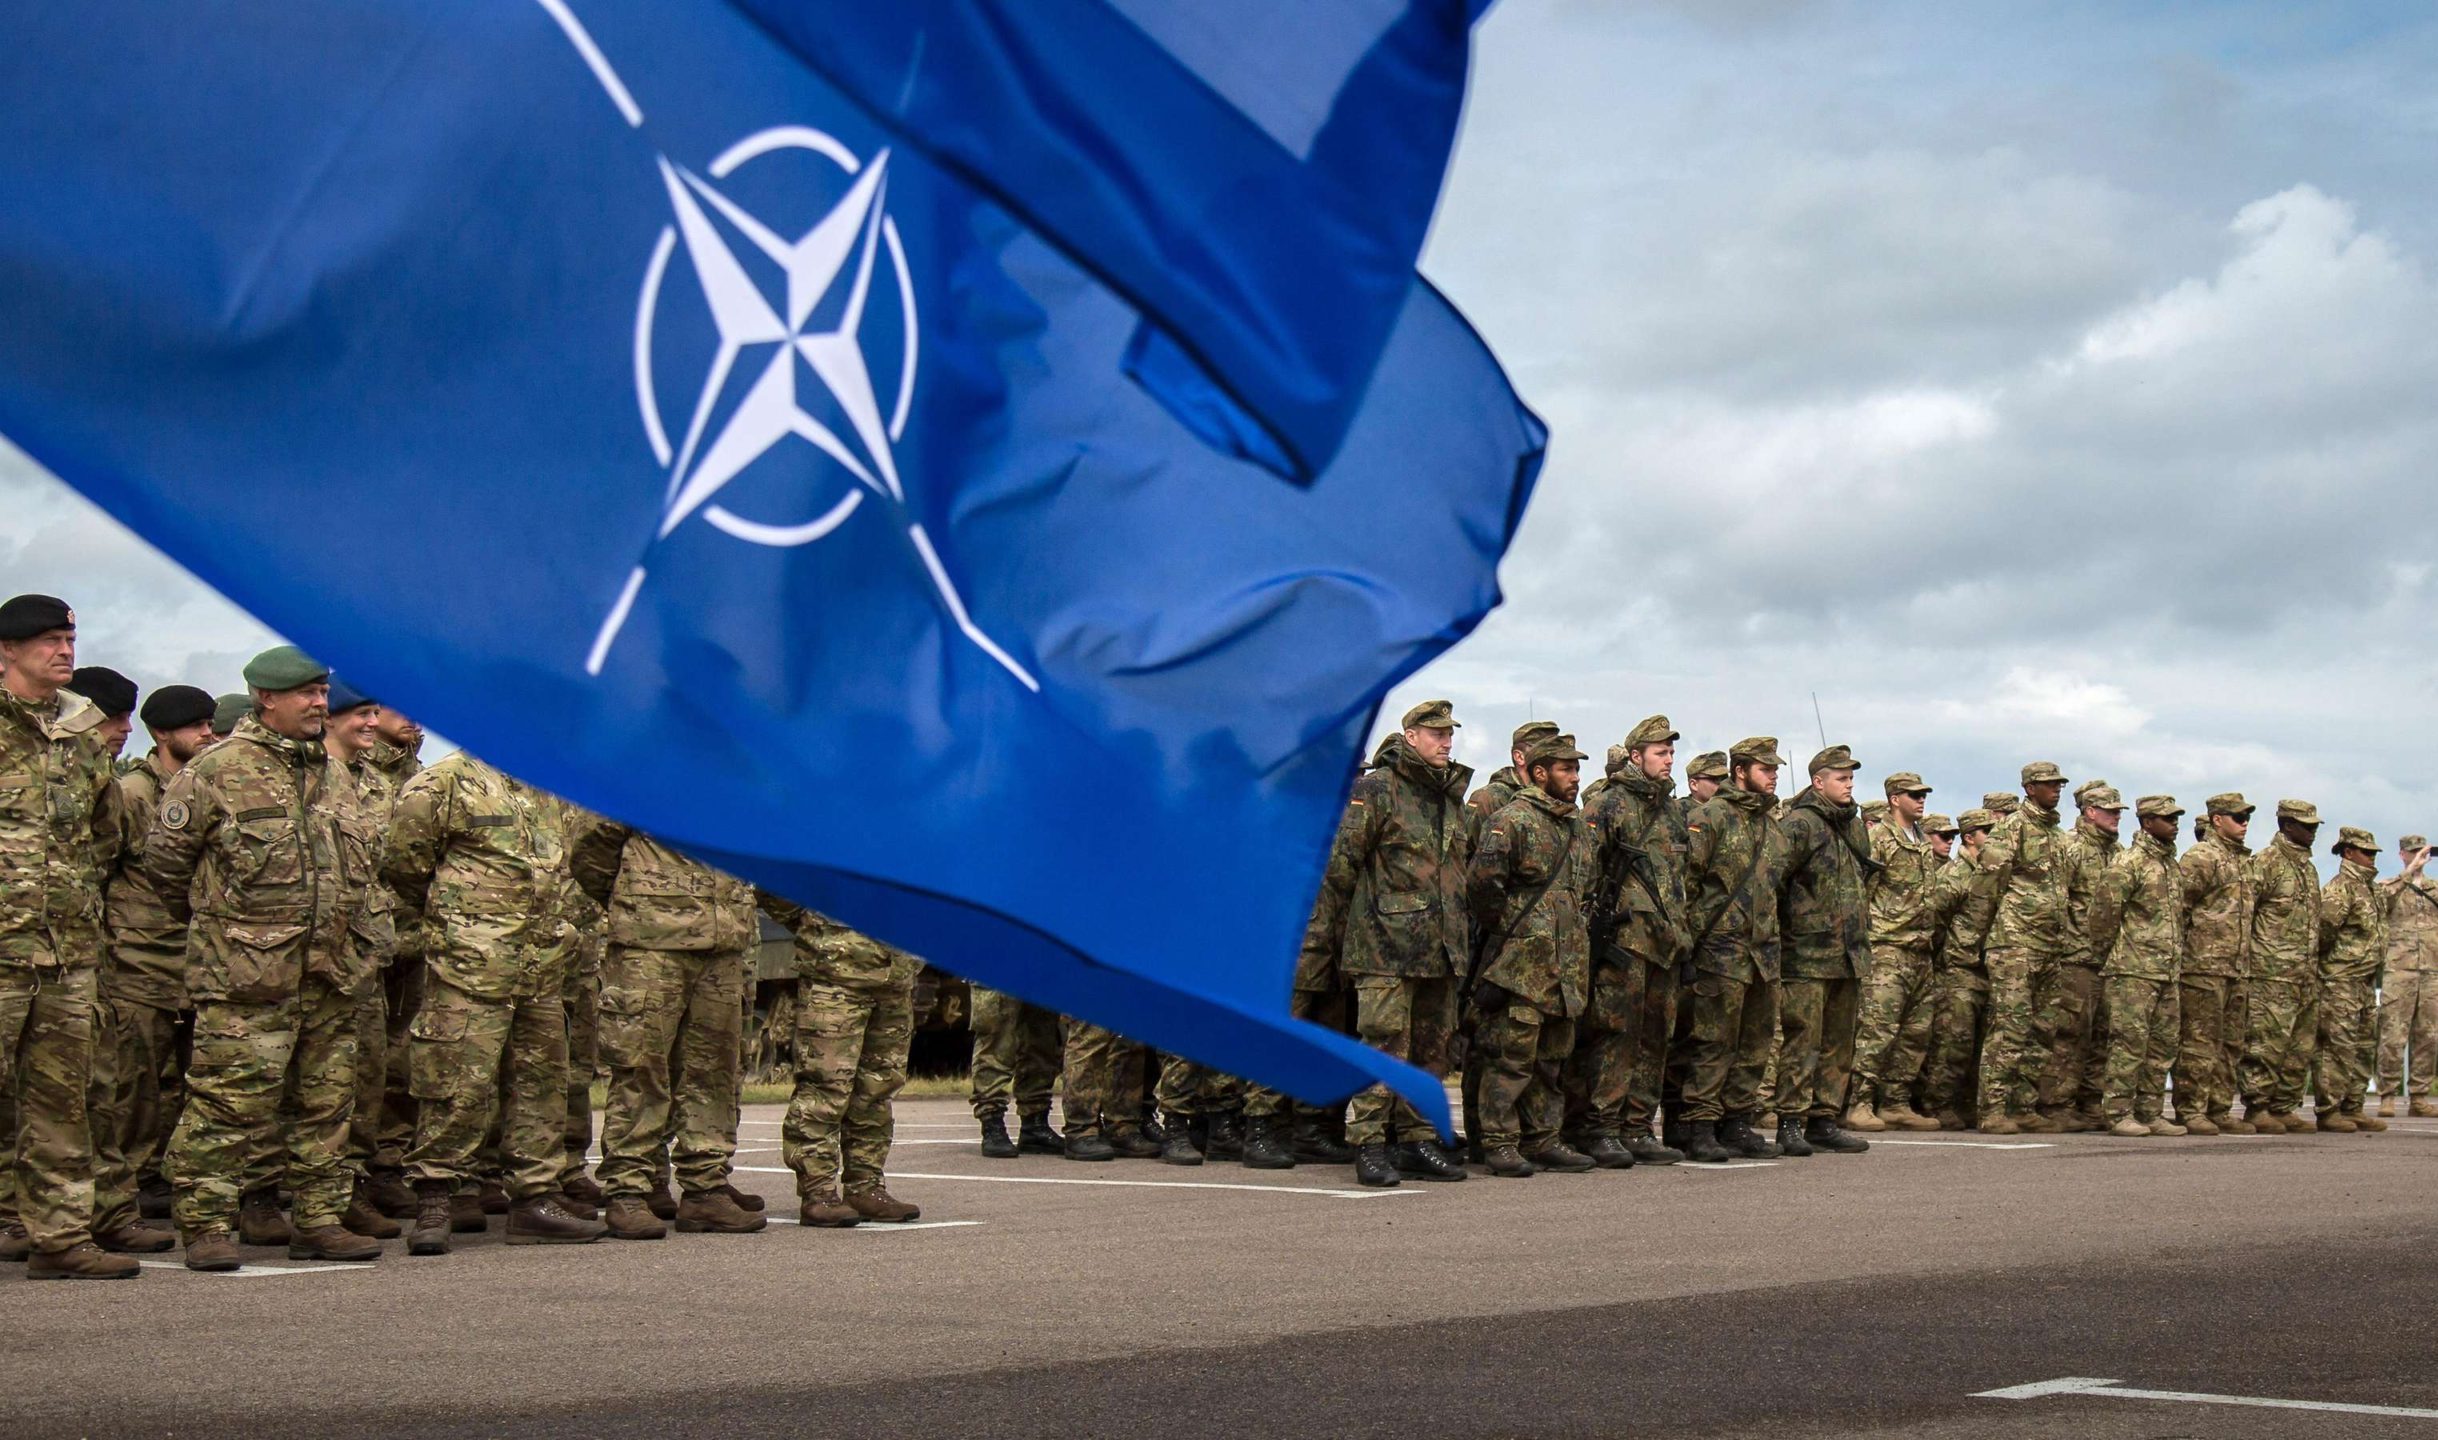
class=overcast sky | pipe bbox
[7,1,2436,867]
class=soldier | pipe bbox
[318,679,403,1241]
[1923,809,2002,1127]
[2314,826,2385,1133]
[760,904,922,1225]
[0,595,136,1279]
[968,987,1064,1158]
[1982,791,2020,821]
[364,705,426,1215]
[386,750,606,1253]
[2174,794,2256,1133]
[558,888,607,1206]
[1676,737,1794,1163]
[1658,748,1732,1146]
[1466,734,1596,1176]
[1860,799,1889,831]
[1973,762,2075,1135]
[66,666,137,762]
[149,645,379,1271]
[2089,796,2186,1135]
[2036,782,2125,1131]
[1468,719,1561,836]
[1152,1056,1244,1166]
[1772,746,1872,1156]
[568,819,763,1236]
[2238,799,2324,1132]
[209,693,249,739]
[1683,751,1727,813]
[2376,836,2438,1117]
[1849,773,1944,1133]
[1580,714,1690,1166]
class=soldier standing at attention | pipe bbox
[150,646,379,1271]
[2174,794,2256,1134]
[760,903,922,1225]
[363,706,425,1216]
[1771,746,1872,1156]
[1849,773,1944,1133]
[65,666,137,762]
[968,987,1065,1158]
[1973,762,2074,1135]
[1923,810,2002,1127]
[1683,752,1728,815]
[1467,734,1596,1177]
[2376,836,2438,1118]
[1581,715,1690,1166]
[1676,738,1794,1163]
[1468,720,1561,838]
[0,595,135,1278]
[2239,799,2324,1132]
[2088,796,2186,1136]
[2314,827,2385,1133]
[317,679,402,1241]
[2037,782,2125,1131]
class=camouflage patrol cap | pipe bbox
[211,693,251,735]
[2080,785,2127,812]
[2206,792,2253,818]
[2072,777,2113,805]
[1524,734,1588,767]
[1400,699,1459,731]
[2334,825,2377,855]
[1882,771,1931,797]
[1624,714,1679,748]
[2134,794,2184,820]
[1982,792,2020,815]
[1604,742,1629,772]
[2020,760,2067,785]
[2404,835,2429,852]
[1925,812,1959,835]
[1509,719,1559,751]
[1686,750,1729,781]
[2276,798,2321,825]
[1957,808,1996,833]
[1861,799,1889,821]
[1730,736,1787,766]
[241,644,328,692]
[1807,744,1858,775]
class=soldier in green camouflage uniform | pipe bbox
[569,819,761,1235]
[0,595,137,1278]
[319,680,404,1239]
[1772,746,1872,1155]
[1924,810,2002,1126]
[1057,1020,1161,1160]
[1578,715,1688,1166]
[386,751,605,1252]
[2034,782,2124,1130]
[1973,762,2074,1134]
[1677,738,1794,1163]
[1457,719,1558,1154]
[1849,773,1943,1132]
[2376,837,2438,1117]
[760,902,922,1225]
[2313,826,2385,1132]
[2238,799,2324,1131]
[1466,735,1595,1176]
[2089,796,2185,1134]
[968,986,1064,1157]
[2174,793,2256,1134]
[150,647,381,1270]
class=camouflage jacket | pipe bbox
[2062,821,2119,968]
[1683,783,1792,984]
[570,820,759,953]
[0,687,119,970]
[381,753,573,1000]
[367,737,425,962]
[1866,819,1941,951]
[1307,738,1473,982]
[1464,766,1525,847]
[1933,849,1999,971]
[2090,831,2181,982]
[2177,832,2253,978]
[2317,857,2384,983]
[759,895,920,993]
[1466,783,1593,1016]
[367,737,422,788]
[102,752,186,1007]
[2247,834,2322,984]
[2379,874,2438,973]
[1583,766,1688,968]
[1778,787,1871,981]
[336,751,401,969]
[1979,801,2072,958]
[146,715,375,1003]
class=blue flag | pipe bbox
[0,3,1542,1126]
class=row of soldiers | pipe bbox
[0,592,930,1279]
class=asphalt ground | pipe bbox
[8,1097,2437,1439]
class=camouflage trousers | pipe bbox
[170,976,358,1237]
[782,976,913,1196]
[596,945,745,1198]
[2237,976,2318,1116]
[1473,998,1575,1151]
[1679,972,1777,1123]
[1242,986,1350,1121]
[1621,956,1677,1137]
[2313,976,2376,1113]
[349,984,391,1173]
[2376,970,2438,1098]
[0,963,100,1251]
[1059,1022,1153,1134]
[1775,976,1859,1121]
[968,986,1062,1121]
[1975,947,2049,1119]
[2034,961,2106,1114]
[376,954,423,1175]
[2172,974,2239,1121]
[561,955,599,1185]
[1345,974,1455,1145]
[1853,943,1935,1108]
[1155,1053,1243,1118]
[1560,962,1635,1142]
[1922,967,1988,1118]
[403,977,567,1200]
[2099,975,2177,1121]
[90,992,188,1236]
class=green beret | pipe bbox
[211,693,253,735]
[242,645,329,692]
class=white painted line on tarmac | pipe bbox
[736,1166,1421,1201]
[761,1217,984,1232]
[138,1259,372,1278]
[1873,1139,2054,1150]
[1977,1375,2438,1419]
[1675,1161,1778,1171]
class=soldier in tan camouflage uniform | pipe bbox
[150,646,381,1271]
[1924,809,2001,1127]
[2376,836,2438,1117]
[317,679,404,1241]
[2238,799,2324,1131]
[1676,737,1794,1163]
[2035,781,2125,1131]
[2314,826,2385,1132]
[2174,793,2256,1134]
[760,901,921,1225]
[364,707,425,1216]
[559,888,607,1204]
[1974,762,2074,1134]
[2089,796,2186,1135]
[1579,715,1689,1167]
[1849,772,1943,1133]
[0,595,137,1278]
[969,987,1065,1158]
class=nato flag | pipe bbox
[0,3,1542,1129]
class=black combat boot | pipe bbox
[1291,1115,1354,1164]
[1016,1113,1064,1154]
[1662,1116,1691,1153]
[1392,1138,1467,1182]
[1804,1116,1870,1154]
[407,1181,454,1257]
[1683,1121,1732,1164]
[979,1115,1019,1159]
[1353,1143,1401,1188]
[1204,1111,1245,1161]
[1160,1110,1205,1166]
[1238,1116,1296,1170]
[1138,1113,1168,1147]
[1064,1126,1117,1162]
[1625,1131,1684,1165]
[1583,1135,1637,1169]
[1483,1144,1538,1178]
[1774,1118,1813,1157]
[1718,1116,1779,1159]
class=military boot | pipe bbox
[2070,1107,2108,1133]
[2108,1116,2151,1137]
[978,1115,1019,1159]
[675,1189,767,1233]
[478,1179,511,1215]
[1843,1100,1887,1133]
[2316,1110,2358,1133]
[2356,1110,2389,1133]
[798,1186,861,1227]
[137,1179,174,1221]
[1159,1110,1204,1166]
[344,1182,404,1239]
[1978,1114,2022,1135]
[289,1224,382,1262]
[645,1185,680,1221]
[2148,1115,2188,1136]
[1204,1111,1246,1161]
[237,1191,290,1247]
[1016,1113,1065,1154]
[1107,1123,1162,1160]
[182,1230,242,1272]
[449,1188,489,1233]
[1138,1112,1168,1146]
[1881,1101,1941,1132]
[2179,1113,2219,1136]
[408,1182,455,1257]
[366,1168,418,1219]
[1352,1143,1402,1188]
[2412,1098,2438,1119]
[506,1194,610,1244]
[2376,1095,2396,1118]
[2019,1111,2066,1135]
[1682,1121,1732,1164]
[1773,1119,1813,1157]
[1583,1135,1637,1170]
[1393,1138,1468,1181]
[2216,1113,2255,1135]
[1483,1144,1538,1178]
[1718,1116,1778,1159]
[715,1182,765,1212]
[555,1188,600,1221]
[1063,1127,1117,1162]
[1291,1114,1354,1164]
[1805,1117,1869,1154]
[848,1187,921,1223]
[1934,1108,1970,1131]
[1661,1116,1692,1153]
[1624,1131,1683,1165]
[1238,1116,1296,1170]
[2247,1110,2286,1134]
[1528,1141,1595,1174]
[603,1195,667,1240]
[28,1241,141,1280]
[562,1172,607,1208]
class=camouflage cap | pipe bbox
[1686,750,1730,781]
[1524,733,1588,767]
[0,593,73,641]
[1604,742,1629,772]
[2072,777,2113,805]
[1861,799,1889,819]
[2404,835,2429,852]
[1982,791,2020,815]
[1509,719,1560,751]
[2020,760,2068,785]
[2206,792,2254,818]
[1624,714,1679,748]
[2080,784,2127,812]
[2334,825,2377,855]
[2134,794,2184,820]
[1807,744,1858,775]
[211,692,251,735]
[1882,771,1931,797]
[1730,735,1786,766]
[1957,808,1997,832]
[2275,798,2321,825]
[1400,698,1459,730]
[241,644,328,692]
[1925,812,1959,835]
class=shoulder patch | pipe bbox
[161,799,190,831]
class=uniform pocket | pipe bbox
[407,1004,472,1100]
[219,919,306,1004]
[234,814,306,888]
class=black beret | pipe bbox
[139,684,216,731]
[0,594,74,642]
[68,665,137,717]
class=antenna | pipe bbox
[1811,691,1827,750]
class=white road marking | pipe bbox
[736,1166,1421,1201]
[1976,1376,2438,1419]
[761,1217,984,1232]
[1675,1161,1778,1171]
[1872,1139,2054,1150]
[138,1259,372,1278]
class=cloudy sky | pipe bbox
[7,2,2436,865]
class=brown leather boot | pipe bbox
[2315,1110,2355,1133]
[2215,1113,2255,1134]
[96,1220,175,1253]
[645,1186,680,1221]
[505,1194,609,1244]
[847,1187,921,1223]
[288,1224,382,1261]
[28,1241,141,1280]
[449,1188,488,1234]
[602,1195,667,1240]
[2377,1095,2397,1118]
[2354,1109,2388,1133]
[2413,1097,2438,1119]
[366,1169,417,1219]
[714,1182,766,1213]
[2248,1111,2286,1134]
[237,1192,290,1247]
[561,1172,606,1208]
[798,1187,862,1228]
[0,1222,29,1262]
[408,1181,455,1257]
[478,1179,510,1215]
[2180,1113,2220,1136]
[675,1189,767,1234]
[183,1230,242,1272]
[344,1184,403,1239]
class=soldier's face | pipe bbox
[2351,846,2380,873]
[2141,815,2179,843]
[1931,832,1956,858]
[1403,724,1454,768]
[334,704,382,752]
[1633,741,1674,782]
[1962,829,1990,854]
[373,708,423,748]
[1814,768,1856,804]
[1736,761,1779,796]
[2213,812,2250,842]
[2024,780,2064,809]
[96,712,131,756]
[1533,759,1580,803]
[255,682,329,740]
[0,626,76,692]
[153,719,214,764]
[2086,805,2122,836]
[1689,776,1720,802]
[1891,791,1926,822]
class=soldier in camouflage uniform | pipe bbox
[2376,836,2438,1117]
[558,888,606,1203]
[318,679,404,1241]
[1467,719,1560,839]
[1466,734,1595,1177]
[1982,791,2020,822]
[150,646,381,1271]
[1973,762,2074,1134]
[1772,746,1872,1156]
[1676,737,1794,1163]
[1578,715,1689,1167]
[2174,793,2256,1134]
[968,986,1064,1158]
[2034,782,2124,1131]
[2238,799,2324,1131]
[1924,810,2002,1127]
[1057,1021,1161,1161]
[568,818,763,1237]
[364,707,425,1216]
[66,665,137,764]
[2313,826,2385,1132]
[0,595,137,1278]
[1849,772,1943,1133]
[1152,1055,1246,1166]
[759,902,922,1225]
[2089,796,2186,1135]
